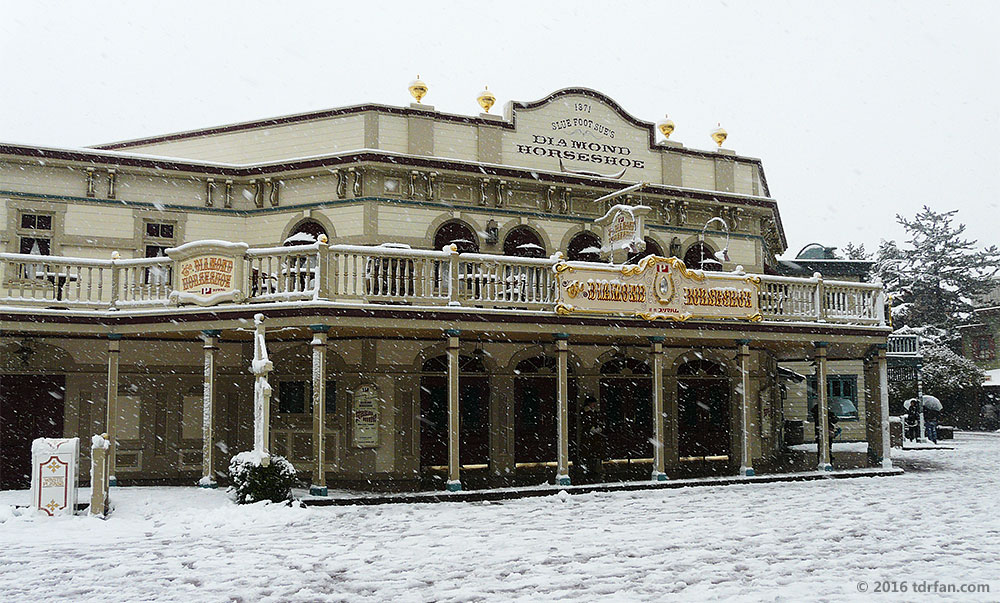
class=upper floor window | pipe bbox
[434,220,479,253]
[684,242,722,271]
[504,226,545,258]
[627,237,664,264]
[973,336,996,361]
[284,220,327,246]
[567,231,601,262]
[145,222,174,239]
[21,213,52,231]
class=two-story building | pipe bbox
[0,87,893,493]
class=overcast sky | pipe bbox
[2,1,997,258]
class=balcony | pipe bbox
[0,242,887,327]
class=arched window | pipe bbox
[433,221,479,253]
[503,226,545,258]
[284,219,327,246]
[599,356,652,461]
[676,357,730,462]
[626,237,664,264]
[567,231,602,262]
[684,242,722,271]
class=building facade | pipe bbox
[0,88,892,492]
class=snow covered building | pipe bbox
[0,87,892,492]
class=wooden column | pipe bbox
[649,336,667,481]
[878,344,893,468]
[310,325,329,496]
[105,334,121,486]
[445,329,462,491]
[200,330,220,488]
[737,339,755,476]
[554,333,571,486]
[815,342,832,471]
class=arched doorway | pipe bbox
[567,231,602,262]
[599,356,653,461]
[513,355,577,464]
[433,220,479,253]
[677,358,731,460]
[419,354,490,471]
[684,242,722,271]
[626,237,664,264]
[285,219,328,245]
[503,226,545,258]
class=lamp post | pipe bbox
[700,216,731,270]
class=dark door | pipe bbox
[0,374,66,489]
[419,358,490,469]
[678,378,731,458]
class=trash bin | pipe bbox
[30,438,80,516]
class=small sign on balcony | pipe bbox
[166,241,249,306]
[554,255,762,321]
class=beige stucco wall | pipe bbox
[782,359,868,442]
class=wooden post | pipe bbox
[737,339,755,476]
[649,336,667,481]
[199,330,220,488]
[251,314,273,466]
[89,434,110,517]
[445,329,462,491]
[878,345,893,468]
[310,325,330,496]
[105,335,121,486]
[815,342,832,471]
[554,333,571,486]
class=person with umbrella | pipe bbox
[809,399,843,466]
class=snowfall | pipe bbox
[2,434,999,602]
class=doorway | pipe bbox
[419,354,490,470]
[0,374,66,489]
[677,359,731,460]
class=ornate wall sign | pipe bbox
[352,383,381,448]
[503,91,660,181]
[166,240,249,306]
[554,255,762,322]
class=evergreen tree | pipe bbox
[841,242,870,260]
[887,207,1000,347]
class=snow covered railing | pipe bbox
[1,244,886,326]
[757,274,884,325]
[887,334,920,356]
[0,252,172,308]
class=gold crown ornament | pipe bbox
[656,115,675,139]
[477,86,496,113]
[408,76,428,103]
[711,123,727,147]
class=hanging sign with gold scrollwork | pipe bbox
[554,256,762,321]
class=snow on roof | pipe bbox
[984,368,1000,387]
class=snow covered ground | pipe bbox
[2,433,998,602]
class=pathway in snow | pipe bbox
[2,433,998,602]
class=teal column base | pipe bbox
[309,485,328,497]
[740,467,755,477]
[820,463,833,472]
[446,481,462,492]
[198,481,218,489]
[108,476,117,487]
[556,476,571,486]
[653,472,668,482]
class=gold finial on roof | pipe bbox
[711,123,727,147]
[477,86,496,113]
[656,115,675,139]
[409,75,428,103]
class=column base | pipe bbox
[818,463,833,472]
[739,467,755,477]
[446,480,463,492]
[108,476,117,487]
[197,476,218,489]
[309,485,328,497]
[555,475,571,486]
[652,471,668,482]
[882,459,893,469]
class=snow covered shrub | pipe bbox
[229,451,297,504]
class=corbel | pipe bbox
[480,179,490,206]
[250,179,263,208]
[107,169,116,200]
[495,180,505,207]
[267,178,279,207]
[545,186,556,211]
[205,178,215,207]
[409,171,420,198]
[224,180,233,208]
[352,168,363,197]
[677,201,688,226]
[561,187,571,213]
[426,172,437,199]
[85,168,96,198]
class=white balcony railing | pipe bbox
[0,244,886,326]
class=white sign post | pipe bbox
[30,438,80,517]
[251,313,273,466]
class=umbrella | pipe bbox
[808,396,858,417]
[904,395,943,412]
